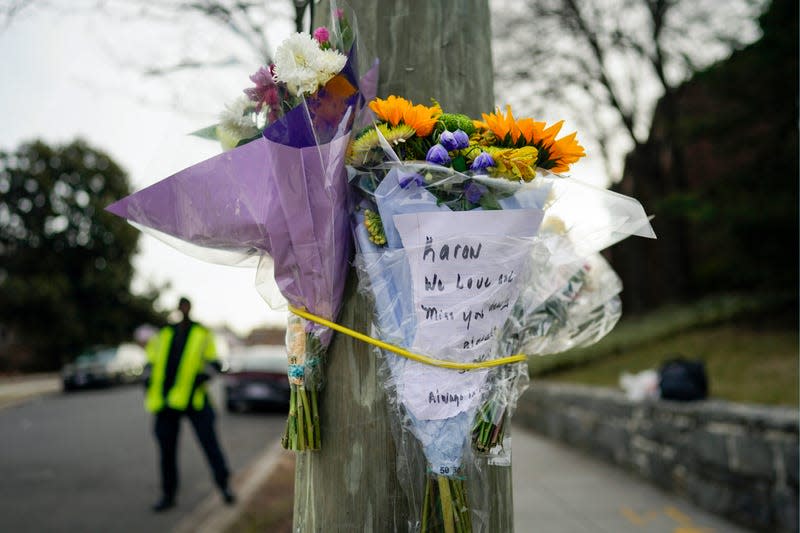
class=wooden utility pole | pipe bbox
[293,2,504,531]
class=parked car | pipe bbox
[224,345,289,412]
[111,343,148,384]
[61,343,147,391]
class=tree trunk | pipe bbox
[293,2,501,531]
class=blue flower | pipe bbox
[398,172,426,189]
[426,144,451,166]
[452,129,470,149]
[464,181,488,204]
[439,130,459,151]
[439,129,470,151]
[470,151,495,172]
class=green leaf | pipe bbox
[189,125,220,141]
[236,134,262,147]
[452,155,467,172]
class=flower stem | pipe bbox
[451,477,472,532]
[299,387,315,447]
[286,386,298,450]
[437,475,456,533]
[472,398,508,453]
[421,473,472,533]
[421,476,431,533]
[296,386,307,449]
[311,387,321,449]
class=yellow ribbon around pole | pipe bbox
[288,305,528,371]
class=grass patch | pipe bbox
[528,292,794,377]
[536,293,798,406]
[541,323,798,405]
[226,452,296,533]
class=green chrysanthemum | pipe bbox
[347,124,415,165]
[363,209,387,246]
[439,113,476,136]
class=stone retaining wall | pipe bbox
[515,382,799,532]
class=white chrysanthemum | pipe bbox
[216,96,259,151]
[316,49,348,74]
[273,32,347,97]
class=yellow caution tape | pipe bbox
[288,305,528,371]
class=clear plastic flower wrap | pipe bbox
[349,140,654,530]
[345,90,657,529]
[353,221,539,533]
[106,3,377,452]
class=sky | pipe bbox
[0,3,610,337]
[1,5,297,335]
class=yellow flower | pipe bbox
[363,209,387,246]
[485,146,539,181]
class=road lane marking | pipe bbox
[620,505,716,532]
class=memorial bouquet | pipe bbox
[348,97,655,532]
[106,7,377,452]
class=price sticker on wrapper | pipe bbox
[285,318,307,386]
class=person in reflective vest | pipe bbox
[145,297,235,512]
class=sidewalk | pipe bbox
[182,424,752,533]
[0,373,60,409]
[512,425,751,532]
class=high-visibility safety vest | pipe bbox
[145,324,218,413]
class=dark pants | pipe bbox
[153,405,230,500]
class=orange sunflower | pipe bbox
[401,103,441,137]
[475,105,586,173]
[368,96,442,137]
[474,105,522,144]
[547,132,586,173]
[369,95,410,126]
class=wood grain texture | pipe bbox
[346,0,494,117]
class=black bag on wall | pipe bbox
[658,357,708,401]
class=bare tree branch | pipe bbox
[492,0,768,182]
[1,0,42,28]
[142,56,243,76]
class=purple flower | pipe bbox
[244,66,279,113]
[439,130,458,151]
[398,172,426,189]
[470,151,495,172]
[440,129,470,151]
[313,26,330,44]
[464,182,488,204]
[426,144,451,166]
[453,129,470,149]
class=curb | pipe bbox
[0,374,61,410]
[172,439,289,533]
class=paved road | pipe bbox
[2,378,757,533]
[0,381,284,533]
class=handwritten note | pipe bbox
[393,209,543,420]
